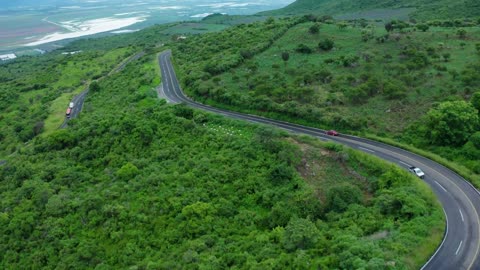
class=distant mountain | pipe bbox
[262,0,480,20]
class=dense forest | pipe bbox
[171,15,480,183]
[0,49,442,268]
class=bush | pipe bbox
[309,24,320,34]
[296,44,313,54]
[270,163,295,183]
[326,184,363,212]
[89,81,100,92]
[283,217,320,251]
[425,101,479,146]
[116,162,139,181]
[417,24,430,32]
[318,39,334,51]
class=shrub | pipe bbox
[326,184,363,212]
[309,24,320,34]
[283,217,320,251]
[318,39,335,51]
[425,101,479,146]
[296,44,313,54]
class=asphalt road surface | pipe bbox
[159,50,480,270]
[110,51,146,75]
[60,87,89,128]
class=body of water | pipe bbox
[0,0,294,52]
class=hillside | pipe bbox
[172,16,480,177]
[262,0,480,20]
[0,29,444,267]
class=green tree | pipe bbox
[33,121,44,136]
[309,24,320,34]
[281,52,290,67]
[417,24,430,32]
[283,217,320,251]
[89,81,100,92]
[296,44,313,54]
[471,92,480,112]
[269,163,295,184]
[240,50,254,60]
[442,53,451,62]
[457,29,467,39]
[425,101,479,146]
[173,103,194,119]
[326,184,363,212]
[469,132,480,149]
[318,39,334,51]
[338,22,348,30]
[385,22,394,32]
[116,162,139,181]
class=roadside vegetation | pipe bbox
[0,51,443,268]
[171,15,480,182]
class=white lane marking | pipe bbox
[435,181,448,192]
[421,208,449,269]
[459,209,465,222]
[399,161,412,167]
[456,241,463,255]
[358,146,375,153]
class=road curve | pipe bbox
[159,50,480,269]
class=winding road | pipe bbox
[159,50,480,269]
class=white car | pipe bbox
[409,166,425,179]
[69,102,74,108]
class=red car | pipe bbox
[66,107,72,118]
[326,130,339,136]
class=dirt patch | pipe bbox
[287,137,373,203]
[366,230,389,241]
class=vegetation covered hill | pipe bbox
[0,21,232,160]
[172,16,480,179]
[0,47,443,268]
[263,0,480,20]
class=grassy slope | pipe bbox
[263,0,480,20]
[191,22,479,132]
[180,20,480,175]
